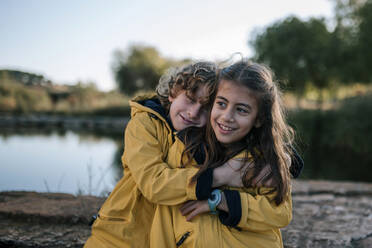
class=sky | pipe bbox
[0,0,334,91]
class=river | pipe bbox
[1,124,370,196]
[0,128,123,196]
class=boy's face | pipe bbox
[168,86,209,131]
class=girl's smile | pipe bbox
[211,79,261,144]
[216,122,235,132]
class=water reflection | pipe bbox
[0,128,124,196]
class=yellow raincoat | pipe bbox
[150,136,292,248]
[84,94,200,248]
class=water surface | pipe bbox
[0,129,122,196]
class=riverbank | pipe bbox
[1,180,372,247]
[0,114,129,133]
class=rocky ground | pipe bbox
[0,192,105,248]
[1,180,371,248]
[284,180,372,248]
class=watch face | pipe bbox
[208,189,222,214]
[211,194,217,201]
[209,189,222,204]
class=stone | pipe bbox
[1,180,372,247]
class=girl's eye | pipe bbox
[237,107,249,114]
[215,101,226,108]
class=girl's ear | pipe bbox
[168,95,174,102]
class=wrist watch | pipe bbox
[208,189,222,215]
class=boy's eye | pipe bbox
[187,96,196,103]
[200,106,208,114]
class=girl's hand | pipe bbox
[180,193,229,221]
[180,200,209,221]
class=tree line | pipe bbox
[113,0,372,97]
[251,0,372,97]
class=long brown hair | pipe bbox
[187,60,294,205]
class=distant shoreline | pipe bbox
[0,114,129,133]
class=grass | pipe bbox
[284,83,372,110]
[0,79,132,116]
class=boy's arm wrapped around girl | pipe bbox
[123,110,200,205]
[217,148,302,231]
[219,187,292,231]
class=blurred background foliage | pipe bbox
[112,45,191,96]
[289,93,372,181]
[0,70,130,116]
[1,0,372,181]
[251,0,372,99]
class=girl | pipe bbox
[84,62,249,248]
[150,60,298,248]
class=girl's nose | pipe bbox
[221,110,234,122]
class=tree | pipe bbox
[332,0,366,30]
[355,0,372,81]
[112,45,178,96]
[328,0,369,82]
[0,70,51,86]
[250,16,333,97]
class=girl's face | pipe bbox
[210,80,261,144]
[168,86,208,131]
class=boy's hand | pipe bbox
[213,159,252,187]
[213,159,276,188]
[250,164,275,187]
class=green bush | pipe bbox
[0,80,53,113]
[289,94,372,182]
[0,79,130,115]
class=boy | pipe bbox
[84,62,220,247]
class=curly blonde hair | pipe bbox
[156,61,218,111]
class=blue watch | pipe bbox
[208,189,222,215]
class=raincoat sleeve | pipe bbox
[122,112,199,205]
[219,189,292,231]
